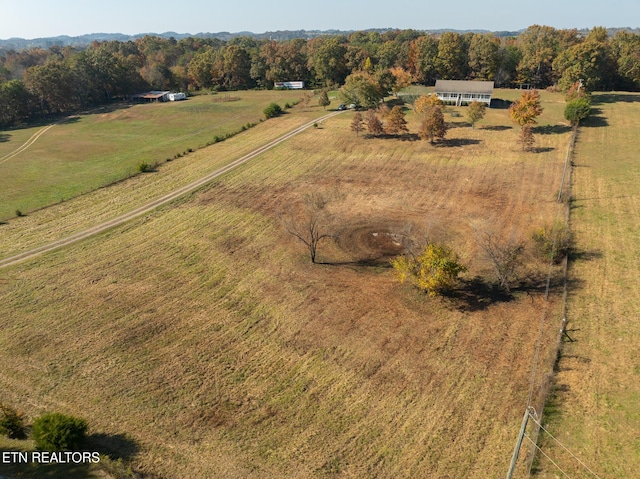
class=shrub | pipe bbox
[32,413,88,451]
[263,102,283,119]
[0,404,26,439]
[391,243,466,296]
[137,161,151,173]
[564,97,591,125]
[15,209,24,217]
[532,220,572,263]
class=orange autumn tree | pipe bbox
[389,66,414,96]
[418,105,447,144]
[509,89,543,127]
[413,93,444,117]
[509,90,543,150]
[385,105,409,136]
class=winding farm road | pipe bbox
[0,124,56,165]
[0,110,344,269]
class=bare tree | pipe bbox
[475,229,524,292]
[282,192,334,263]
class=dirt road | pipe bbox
[0,111,343,269]
[0,124,56,165]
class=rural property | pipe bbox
[1,24,640,479]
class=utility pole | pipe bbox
[506,408,530,479]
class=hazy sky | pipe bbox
[1,0,639,39]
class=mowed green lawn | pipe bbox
[0,90,304,220]
[0,90,572,478]
[533,93,640,477]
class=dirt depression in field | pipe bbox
[335,220,414,263]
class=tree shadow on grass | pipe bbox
[532,124,571,135]
[481,125,513,131]
[399,133,420,141]
[82,101,133,116]
[447,276,516,312]
[490,98,512,109]
[371,133,419,141]
[531,146,555,153]
[568,248,602,262]
[581,109,608,127]
[447,271,573,312]
[318,257,395,270]
[0,446,96,479]
[437,138,481,147]
[592,93,640,104]
[85,432,139,462]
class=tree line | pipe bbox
[1,25,640,127]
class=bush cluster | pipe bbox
[263,102,283,119]
[32,412,88,451]
[0,405,88,452]
[532,220,572,263]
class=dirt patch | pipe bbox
[336,221,414,263]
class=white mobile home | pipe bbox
[274,81,305,90]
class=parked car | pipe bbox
[337,104,347,110]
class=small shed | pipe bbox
[131,91,170,102]
[434,80,494,106]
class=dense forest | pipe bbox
[1,25,640,127]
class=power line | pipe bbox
[528,413,604,479]
[524,433,573,479]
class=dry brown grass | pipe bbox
[0,90,571,478]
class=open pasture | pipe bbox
[533,92,640,478]
[0,90,304,221]
[1,90,571,478]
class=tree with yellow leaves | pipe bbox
[413,93,444,117]
[391,243,466,297]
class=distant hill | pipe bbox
[1,27,639,51]
[0,29,515,50]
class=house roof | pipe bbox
[434,80,494,94]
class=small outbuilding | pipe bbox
[131,91,170,102]
[434,80,494,106]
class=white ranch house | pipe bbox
[434,80,494,106]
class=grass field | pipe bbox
[0,90,304,221]
[532,93,640,478]
[1,90,572,478]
